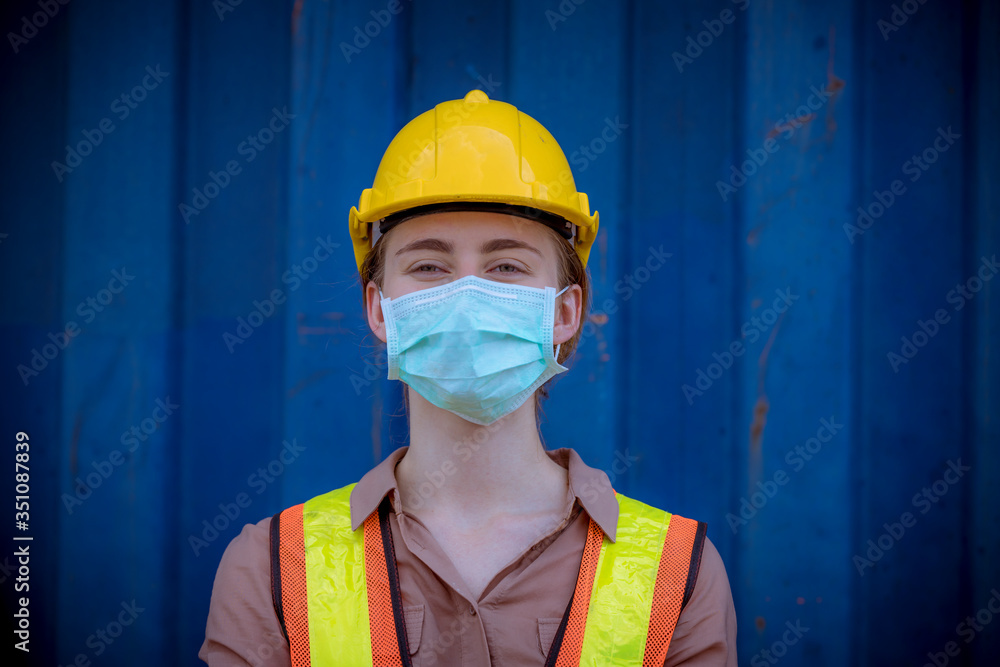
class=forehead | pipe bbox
[383,210,561,251]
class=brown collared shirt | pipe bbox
[199,447,737,666]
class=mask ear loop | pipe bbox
[553,285,571,361]
[377,288,402,379]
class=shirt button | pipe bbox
[470,606,477,616]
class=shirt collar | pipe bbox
[349,446,620,542]
[350,446,408,531]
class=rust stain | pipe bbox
[748,310,785,492]
[750,313,783,452]
[746,225,769,247]
[287,368,334,398]
[763,25,846,144]
[297,326,346,336]
[755,616,767,633]
[758,314,782,378]
[758,186,800,217]
[749,395,770,455]
[297,312,350,337]
[824,25,847,136]
[291,0,304,36]
[767,113,816,140]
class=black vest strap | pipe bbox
[269,510,288,643]
[378,497,413,665]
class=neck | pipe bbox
[395,390,567,521]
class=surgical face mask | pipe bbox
[379,275,570,425]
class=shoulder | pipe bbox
[210,515,273,592]
[611,499,737,665]
[199,515,291,666]
[664,535,738,667]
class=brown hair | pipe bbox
[358,217,592,409]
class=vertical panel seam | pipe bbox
[957,0,981,638]
[728,0,749,606]
[166,0,193,663]
[618,0,636,494]
[847,0,868,663]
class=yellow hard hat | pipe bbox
[348,89,600,272]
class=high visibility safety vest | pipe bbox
[270,484,707,666]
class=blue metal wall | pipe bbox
[1,0,997,664]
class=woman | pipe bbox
[201,90,736,666]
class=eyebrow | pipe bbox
[394,237,543,258]
[480,238,543,257]
[394,238,455,257]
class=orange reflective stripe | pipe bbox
[275,487,705,666]
[642,515,706,667]
[275,503,311,667]
[363,509,406,666]
[553,518,604,667]
[275,499,409,667]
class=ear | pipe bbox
[553,284,583,346]
[365,280,388,343]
